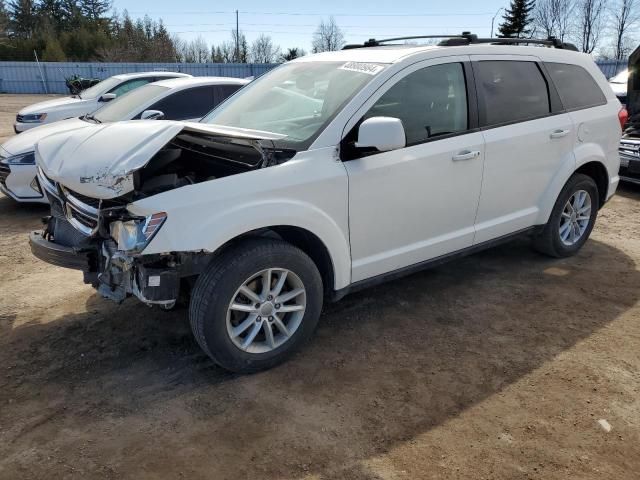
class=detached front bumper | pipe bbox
[29,231,95,270]
[29,225,180,307]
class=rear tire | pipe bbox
[533,173,599,258]
[189,238,323,373]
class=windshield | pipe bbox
[92,85,169,123]
[610,69,629,84]
[201,61,386,148]
[79,77,123,99]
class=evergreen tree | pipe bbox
[498,0,536,38]
[42,35,65,59]
[0,0,10,39]
[7,0,36,38]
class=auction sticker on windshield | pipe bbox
[339,62,385,75]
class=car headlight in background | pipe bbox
[18,113,47,123]
[110,212,167,253]
[2,151,36,165]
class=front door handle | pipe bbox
[550,129,570,139]
[452,150,481,162]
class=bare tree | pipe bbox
[611,0,640,60]
[312,16,345,53]
[576,0,607,53]
[188,35,210,62]
[533,0,576,41]
[250,34,281,63]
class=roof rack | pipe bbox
[342,32,579,51]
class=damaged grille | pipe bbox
[37,168,101,236]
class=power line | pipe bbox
[130,10,496,17]
[166,22,489,29]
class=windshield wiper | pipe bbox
[84,114,101,123]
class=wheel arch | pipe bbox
[574,161,609,208]
[214,225,338,297]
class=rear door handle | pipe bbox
[452,150,481,161]
[550,129,570,139]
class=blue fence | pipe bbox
[0,62,278,94]
[0,59,630,94]
[595,59,628,79]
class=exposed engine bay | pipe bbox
[132,132,295,199]
[31,129,296,307]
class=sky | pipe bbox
[111,0,510,53]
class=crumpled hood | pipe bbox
[19,96,84,115]
[36,120,287,200]
[2,117,88,156]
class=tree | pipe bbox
[498,0,536,38]
[229,28,248,62]
[279,47,305,62]
[79,0,110,21]
[312,16,345,52]
[42,35,65,59]
[0,0,10,39]
[576,0,607,53]
[611,0,640,60]
[250,34,280,63]
[533,0,575,41]
[7,0,36,38]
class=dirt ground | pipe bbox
[0,94,639,479]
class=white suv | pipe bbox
[29,34,624,372]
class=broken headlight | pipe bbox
[3,151,36,165]
[109,212,167,253]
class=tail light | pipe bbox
[619,107,629,130]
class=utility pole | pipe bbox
[235,9,240,63]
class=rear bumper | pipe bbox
[29,231,94,270]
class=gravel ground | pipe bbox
[0,94,639,479]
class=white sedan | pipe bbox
[14,71,191,133]
[0,76,248,203]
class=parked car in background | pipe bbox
[29,34,623,373]
[609,69,628,105]
[618,137,640,184]
[0,76,248,203]
[13,71,192,133]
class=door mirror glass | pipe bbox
[356,117,406,152]
[99,93,117,102]
[140,109,165,120]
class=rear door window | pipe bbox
[474,61,551,127]
[213,84,243,105]
[147,86,215,120]
[544,62,607,110]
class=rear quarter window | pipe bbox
[544,62,607,111]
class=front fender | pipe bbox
[127,149,352,289]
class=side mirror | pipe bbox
[355,117,406,152]
[140,110,165,120]
[99,93,117,102]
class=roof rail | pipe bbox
[342,32,579,51]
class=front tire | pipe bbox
[189,238,323,373]
[533,173,599,257]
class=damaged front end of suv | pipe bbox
[30,120,293,308]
